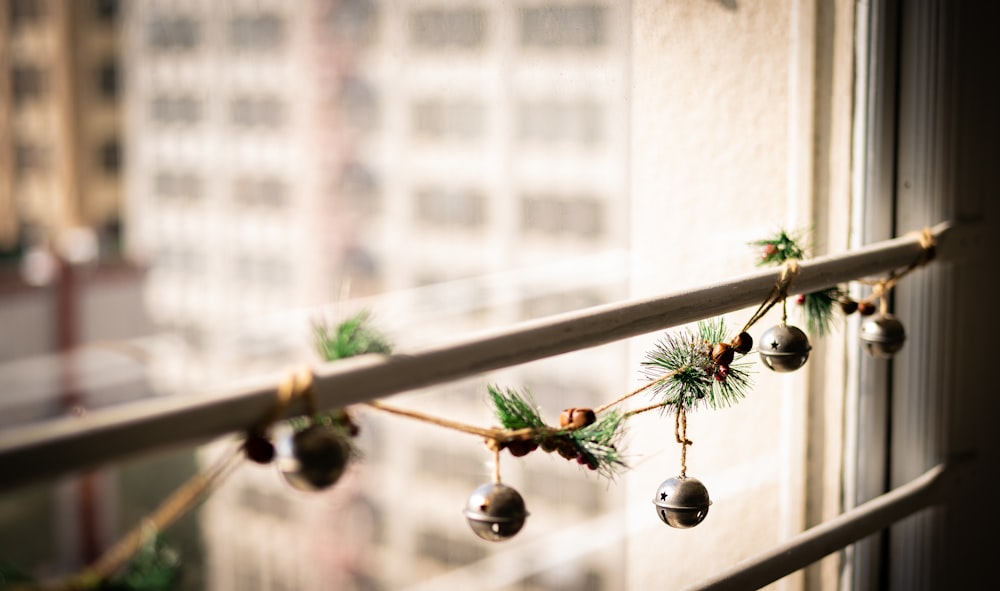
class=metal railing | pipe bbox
[687,457,976,590]
[0,223,979,589]
[0,222,971,493]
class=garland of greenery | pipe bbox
[4,227,938,589]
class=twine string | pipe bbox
[675,407,692,478]
[53,367,320,591]
[493,446,501,484]
[857,227,937,310]
[595,371,677,414]
[742,260,800,333]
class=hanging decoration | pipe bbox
[859,313,906,358]
[753,229,843,336]
[8,228,945,589]
[463,446,529,541]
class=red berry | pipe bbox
[507,440,538,457]
[796,294,806,305]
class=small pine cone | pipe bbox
[711,342,735,366]
[730,332,753,354]
[839,297,859,315]
[857,301,876,316]
[507,439,539,457]
[555,438,578,460]
[244,433,276,464]
[560,408,596,429]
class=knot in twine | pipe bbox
[742,259,801,333]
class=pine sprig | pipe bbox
[486,385,626,478]
[314,310,392,362]
[800,287,843,336]
[752,229,807,265]
[753,229,844,335]
[99,535,181,591]
[488,385,546,430]
[566,410,627,478]
[640,319,753,411]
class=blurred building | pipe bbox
[0,0,122,267]
[0,1,200,584]
[123,0,630,589]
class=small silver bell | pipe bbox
[653,476,711,528]
[463,483,529,541]
[276,425,351,491]
[860,313,906,358]
[758,323,812,372]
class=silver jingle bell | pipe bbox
[758,323,812,372]
[276,424,351,491]
[464,482,529,541]
[860,313,906,358]
[653,475,711,529]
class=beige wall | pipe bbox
[626,1,854,588]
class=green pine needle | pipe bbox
[567,411,628,479]
[751,229,807,266]
[99,535,181,591]
[487,385,546,430]
[487,385,626,479]
[799,287,843,336]
[641,318,753,411]
[314,310,392,362]
[752,229,845,336]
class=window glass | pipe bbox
[11,66,47,105]
[409,7,487,49]
[520,4,607,48]
[147,17,199,50]
[0,2,864,590]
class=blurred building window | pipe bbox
[147,16,200,51]
[95,0,118,23]
[409,7,487,49]
[518,99,602,145]
[99,138,121,174]
[9,0,45,28]
[229,13,286,50]
[232,176,288,207]
[328,0,379,47]
[11,66,47,106]
[157,249,202,275]
[96,59,118,100]
[153,171,202,200]
[338,161,381,215]
[416,528,487,566]
[235,255,292,285]
[412,99,485,141]
[520,4,606,48]
[229,95,286,129]
[13,143,48,176]
[416,187,486,228]
[339,75,379,131]
[150,95,201,125]
[521,194,605,238]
